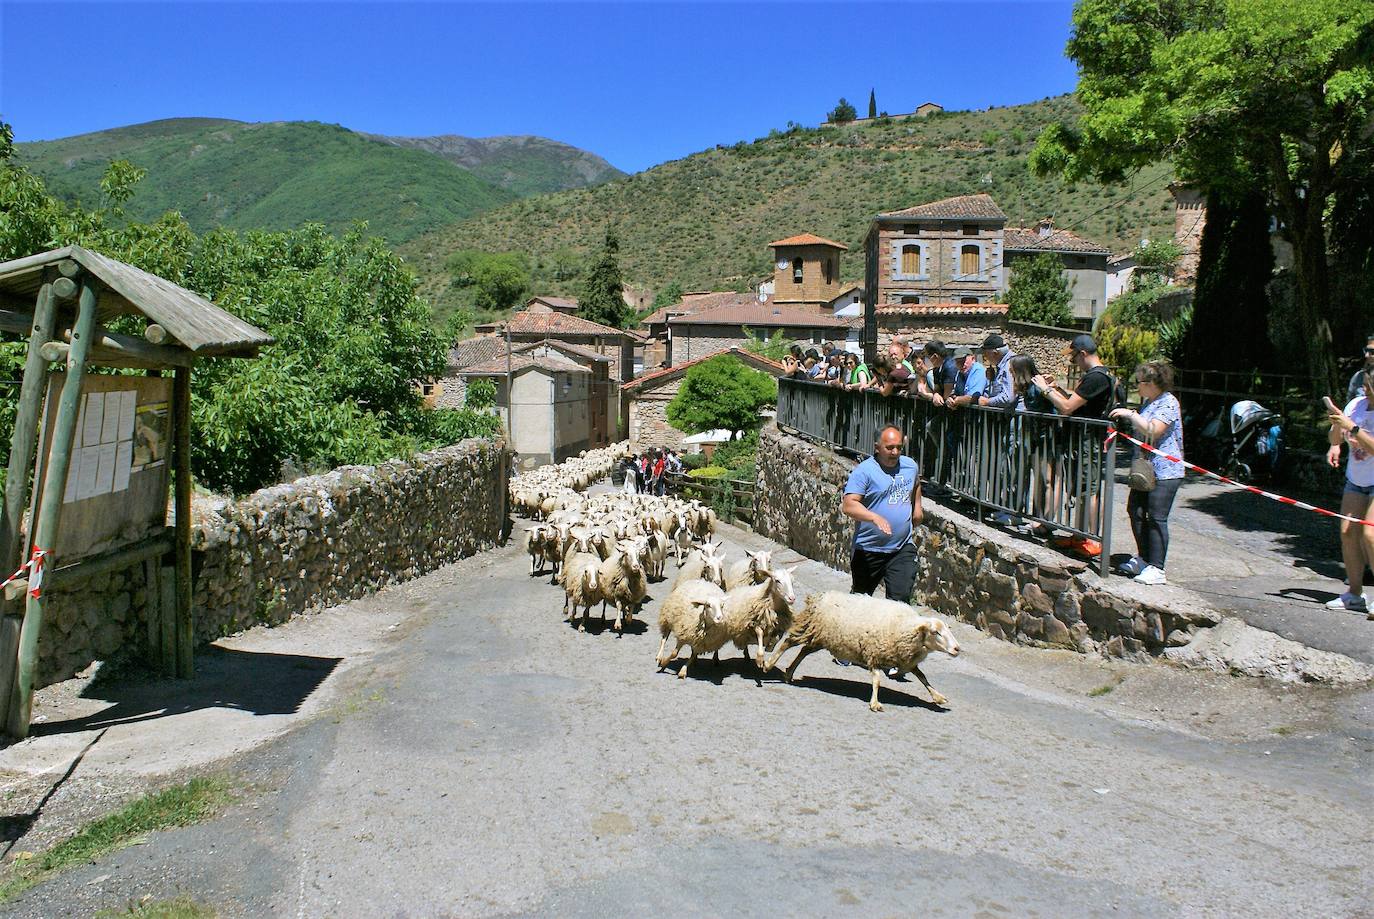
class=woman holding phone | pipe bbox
[1324,372,1374,618]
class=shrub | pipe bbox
[1096,313,1160,374]
[688,465,728,478]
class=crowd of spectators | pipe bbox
[619,448,682,496]
[783,334,1187,585]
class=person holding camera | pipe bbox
[1324,371,1374,616]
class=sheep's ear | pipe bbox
[913,623,931,641]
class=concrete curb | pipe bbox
[1164,617,1374,686]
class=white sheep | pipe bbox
[673,543,725,590]
[765,592,961,712]
[655,579,728,679]
[561,553,603,630]
[718,565,797,668]
[598,539,648,633]
[724,549,771,591]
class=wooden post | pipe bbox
[173,365,193,678]
[0,279,60,731]
[7,277,99,738]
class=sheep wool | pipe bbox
[599,541,649,632]
[656,579,728,678]
[719,567,797,667]
[766,591,960,712]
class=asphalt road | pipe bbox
[10,512,1372,918]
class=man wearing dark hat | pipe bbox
[978,333,1017,410]
[949,346,987,408]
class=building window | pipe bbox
[812,330,824,344]
[1075,255,1087,265]
[900,244,921,275]
[960,244,981,276]
[792,257,804,283]
[960,296,979,304]
[823,257,833,285]
[962,224,979,236]
[902,295,921,305]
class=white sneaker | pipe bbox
[1134,566,1168,586]
[1325,592,1367,611]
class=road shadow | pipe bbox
[1182,487,1343,579]
[787,674,948,712]
[0,728,107,853]
[27,646,341,739]
[659,655,767,686]
[567,616,649,637]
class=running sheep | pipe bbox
[598,539,649,633]
[655,579,728,679]
[764,592,960,712]
[673,543,725,590]
[561,553,603,630]
[718,565,797,668]
[724,549,771,591]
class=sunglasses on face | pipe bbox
[1364,347,1374,355]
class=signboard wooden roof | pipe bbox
[0,246,273,357]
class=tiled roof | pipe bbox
[1004,227,1110,255]
[459,352,591,376]
[447,336,509,371]
[480,308,635,338]
[878,193,1006,221]
[529,295,578,310]
[639,291,757,328]
[533,340,611,362]
[769,233,848,250]
[876,303,1010,317]
[669,300,851,328]
[621,347,786,393]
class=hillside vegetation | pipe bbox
[16,119,614,244]
[363,133,624,197]
[400,96,1176,312]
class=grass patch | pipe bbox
[0,776,232,905]
[1087,681,1120,697]
[1272,725,1295,736]
[96,896,216,919]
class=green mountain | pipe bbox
[15,119,613,244]
[361,133,624,197]
[399,96,1176,313]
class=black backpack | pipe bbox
[1084,365,1127,417]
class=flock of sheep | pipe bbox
[511,444,961,713]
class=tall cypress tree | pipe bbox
[577,228,630,329]
[868,89,877,119]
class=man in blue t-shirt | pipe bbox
[842,425,924,602]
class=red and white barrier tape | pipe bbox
[1105,428,1374,527]
[0,547,48,598]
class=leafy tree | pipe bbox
[1029,0,1374,389]
[651,280,683,313]
[868,89,878,120]
[465,377,497,410]
[0,124,496,494]
[666,355,778,436]
[445,250,530,313]
[742,325,790,361]
[1096,313,1160,373]
[827,98,857,124]
[576,228,630,328]
[1006,252,1074,326]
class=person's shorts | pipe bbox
[1344,480,1374,496]
[851,542,919,603]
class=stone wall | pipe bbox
[755,426,1221,658]
[36,438,508,687]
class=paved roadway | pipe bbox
[11,507,1373,918]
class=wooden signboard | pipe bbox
[30,373,173,564]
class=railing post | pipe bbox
[1100,422,1116,578]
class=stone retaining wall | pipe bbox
[755,426,1221,658]
[37,438,507,686]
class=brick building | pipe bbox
[1003,221,1110,321]
[665,299,852,365]
[475,301,641,382]
[768,233,850,313]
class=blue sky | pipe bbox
[1,1,1079,174]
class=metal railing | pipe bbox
[776,378,1117,576]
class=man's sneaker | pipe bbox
[1325,592,1367,612]
[1134,566,1168,586]
[991,512,1016,526]
[1117,556,1146,577]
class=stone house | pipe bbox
[862,192,1111,356]
[475,301,642,382]
[665,299,853,366]
[619,347,786,451]
[459,350,593,470]
[1003,221,1110,321]
[431,336,510,409]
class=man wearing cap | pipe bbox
[978,334,1016,410]
[949,346,987,409]
[1032,333,1116,557]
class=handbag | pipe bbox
[1127,421,1157,492]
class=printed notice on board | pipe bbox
[63,389,145,503]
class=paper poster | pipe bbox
[117,390,136,441]
[82,392,104,446]
[76,445,101,499]
[94,443,117,494]
[112,441,132,492]
[64,448,82,503]
[133,402,168,469]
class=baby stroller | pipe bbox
[1200,400,1284,482]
